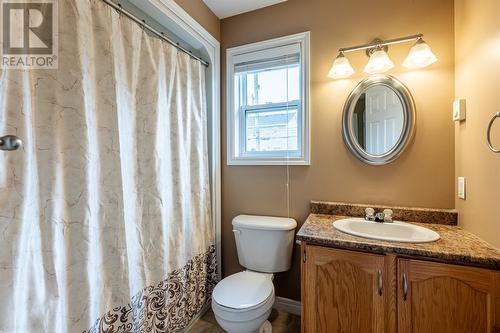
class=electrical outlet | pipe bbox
[458,177,466,200]
[453,99,466,121]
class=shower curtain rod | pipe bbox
[100,0,210,67]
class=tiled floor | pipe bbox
[188,308,301,333]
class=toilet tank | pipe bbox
[232,215,297,273]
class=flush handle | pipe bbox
[403,272,409,301]
[377,269,383,296]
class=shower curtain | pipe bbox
[0,1,216,332]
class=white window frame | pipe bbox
[226,32,310,165]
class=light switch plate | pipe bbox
[453,99,466,121]
[458,177,466,199]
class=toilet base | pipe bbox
[258,320,272,333]
[214,307,272,333]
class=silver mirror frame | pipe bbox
[342,75,416,165]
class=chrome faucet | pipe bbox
[365,208,393,223]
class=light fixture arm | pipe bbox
[339,33,423,54]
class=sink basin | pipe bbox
[333,218,440,243]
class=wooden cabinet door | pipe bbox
[302,245,386,333]
[398,258,500,333]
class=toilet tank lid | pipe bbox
[232,215,297,231]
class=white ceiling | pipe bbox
[203,0,287,19]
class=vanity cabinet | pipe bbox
[301,244,500,333]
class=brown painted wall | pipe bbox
[174,0,220,40]
[455,0,500,248]
[220,0,455,301]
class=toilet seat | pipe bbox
[212,271,275,331]
[212,291,274,321]
[212,271,274,311]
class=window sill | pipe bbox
[227,157,310,166]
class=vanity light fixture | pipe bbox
[328,34,438,79]
[402,37,438,69]
[328,51,355,79]
[364,47,395,74]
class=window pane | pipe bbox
[245,108,299,153]
[243,65,300,105]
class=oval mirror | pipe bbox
[342,75,415,165]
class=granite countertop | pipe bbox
[297,213,500,270]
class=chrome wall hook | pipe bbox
[0,135,22,151]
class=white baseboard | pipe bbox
[273,296,301,316]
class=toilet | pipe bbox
[212,215,297,333]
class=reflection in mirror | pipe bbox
[351,86,404,155]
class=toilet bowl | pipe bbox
[212,271,274,333]
[211,215,297,333]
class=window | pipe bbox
[226,32,310,165]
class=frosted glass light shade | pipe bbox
[364,49,394,74]
[403,39,438,69]
[328,53,355,79]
